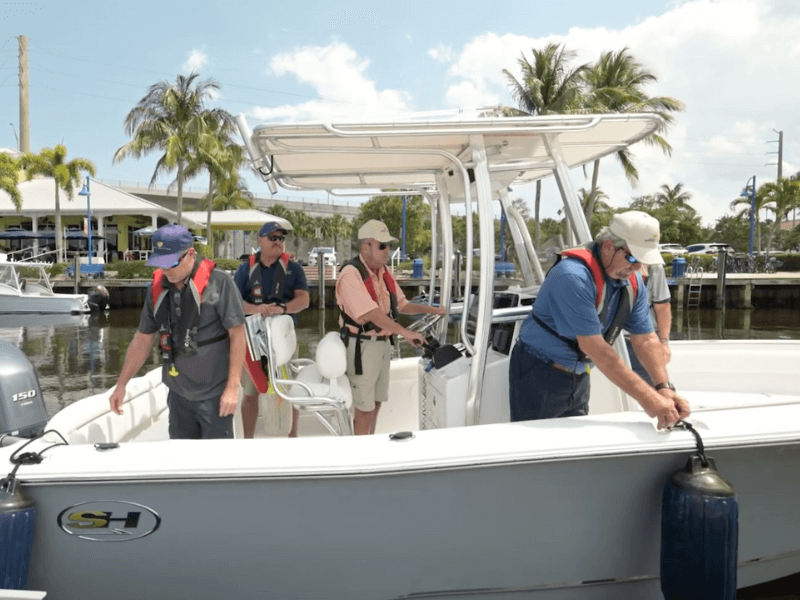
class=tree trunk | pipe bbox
[54,185,63,263]
[206,173,214,255]
[534,181,541,247]
[176,161,185,223]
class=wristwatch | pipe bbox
[655,382,676,392]
[277,302,287,314]
[660,337,670,345]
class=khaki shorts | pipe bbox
[345,337,391,412]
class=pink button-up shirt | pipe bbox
[336,255,408,336]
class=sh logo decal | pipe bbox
[58,500,161,542]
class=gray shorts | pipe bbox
[345,337,391,412]
[241,365,264,396]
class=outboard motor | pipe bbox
[87,284,110,312]
[0,341,47,441]
[0,341,45,589]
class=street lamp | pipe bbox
[740,176,756,254]
[78,176,93,265]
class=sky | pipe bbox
[2,0,799,227]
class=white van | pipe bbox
[307,247,337,266]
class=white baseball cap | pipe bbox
[608,211,664,265]
[358,219,398,243]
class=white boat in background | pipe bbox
[0,260,90,315]
[1,110,799,600]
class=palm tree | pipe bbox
[210,178,255,257]
[504,43,589,246]
[578,187,611,235]
[0,154,23,211]
[655,182,696,215]
[114,73,230,222]
[20,145,96,262]
[187,116,248,243]
[581,47,684,221]
[755,178,800,252]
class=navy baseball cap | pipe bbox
[147,225,194,268]
[258,221,288,237]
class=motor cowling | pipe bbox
[0,341,47,439]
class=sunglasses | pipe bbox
[168,249,191,269]
[377,242,390,251]
[267,235,286,242]
[619,247,638,264]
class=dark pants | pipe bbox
[167,390,233,439]
[508,343,590,422]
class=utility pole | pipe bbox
[17,35,30,153]
[768,129,783,181]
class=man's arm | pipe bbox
[219,324,246,417]
[359,308,425,347]
[285,289,310,314]
[109,331,155,415]
[577,334,690,430]
[652,301,672,363]
[399,302,446,317]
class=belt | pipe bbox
[517,339,587,375]
[361,335,390,342]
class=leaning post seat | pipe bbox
[266,316,353,436]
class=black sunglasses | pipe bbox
[267,235,286,242]
[168,249,191,269]
[377,242,390,250]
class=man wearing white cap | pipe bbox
[509,211,690,430]
[336,219,446,435]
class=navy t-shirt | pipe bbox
[233,256,308,306]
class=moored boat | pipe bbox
[1,110,799,599]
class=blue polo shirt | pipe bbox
[233,256,308,307]
[519,251,652,372]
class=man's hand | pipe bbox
[403,329,425,347]
[219,387,239,417]
[646,389,691,430]
[109,385,126,415]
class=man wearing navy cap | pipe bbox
[234,220,309,438]
[109,224,246,439]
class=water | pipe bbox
[1,307,799,598]
[2,307,799,419]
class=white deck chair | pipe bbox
[265,315,353,436]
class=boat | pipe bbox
[1,110,799,600]
[0,259,91,314]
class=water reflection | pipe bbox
[1,307,799,419]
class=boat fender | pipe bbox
[0,473,37,590]
[660,421,738,600]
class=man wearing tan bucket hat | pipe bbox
[509,211,690,430]
[336,219,445,435]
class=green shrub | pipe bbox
[112,261,157,279]
[45,263,68,278]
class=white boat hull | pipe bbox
[3,340,799,600]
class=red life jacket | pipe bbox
[338,256,399,375]
[151,258,222,368]
[247,251,290,304]
[560,247,638,314]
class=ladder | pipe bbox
[686,264,703,308]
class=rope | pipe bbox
[675,420,708,467]
[1,430,69,490]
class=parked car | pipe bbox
[685,243,735,255]
[307,247,337,266]
[658,243,687,256]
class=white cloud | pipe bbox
[428,44,454,63]
[436,0,800,226]
[183,49,208,74]
[250,42,412,122]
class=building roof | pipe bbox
[182,209,293,231]
[0,178,201,227]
